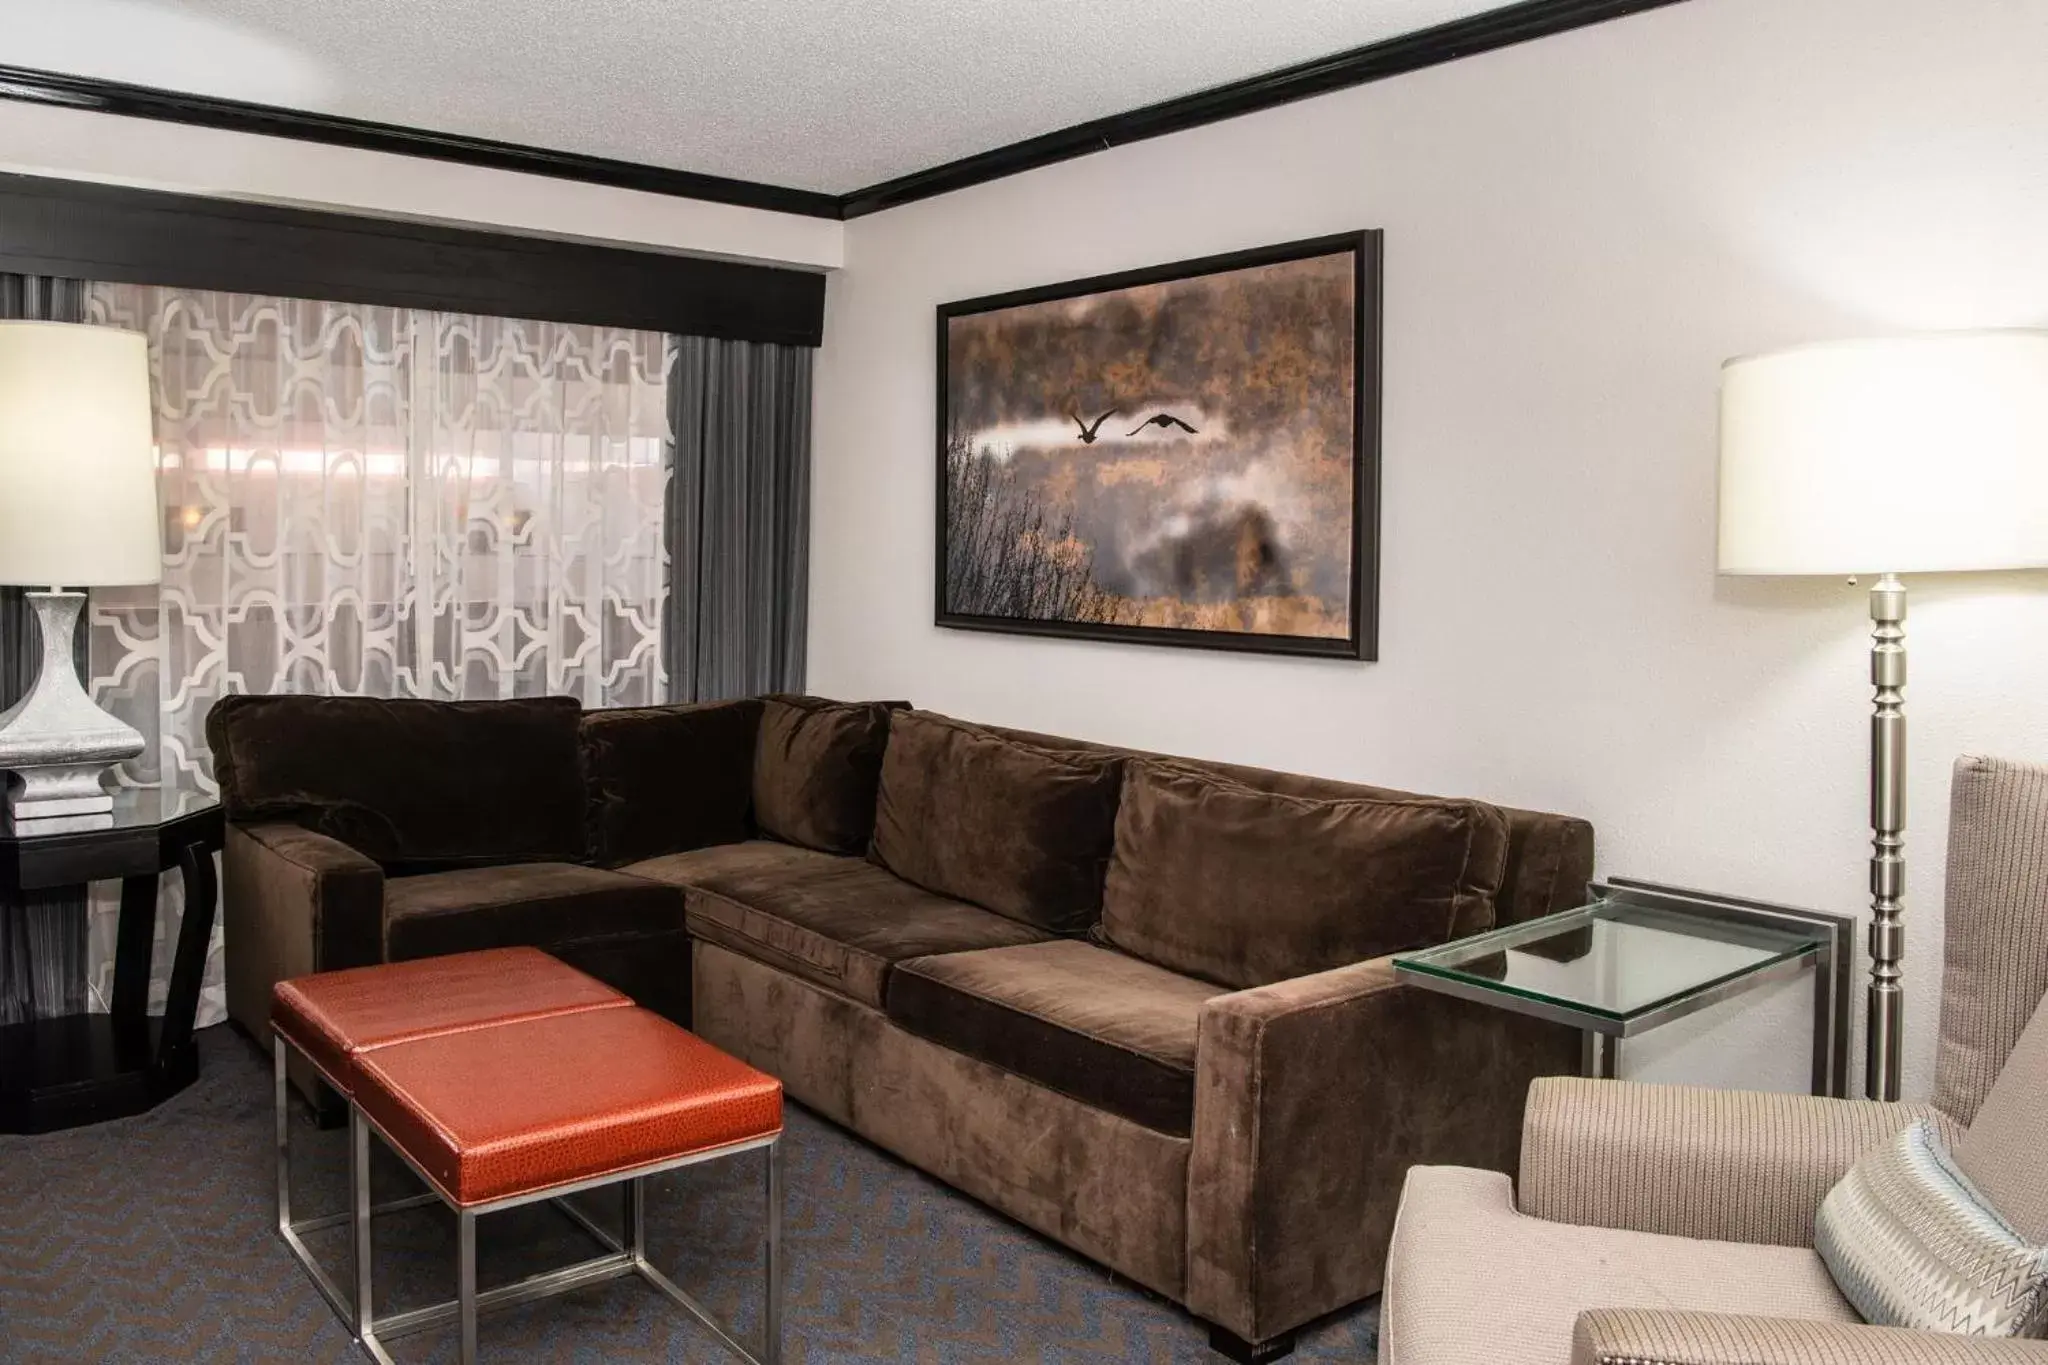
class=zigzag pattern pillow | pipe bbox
[1815,1118,2048,1336]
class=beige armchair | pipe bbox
[1379,755,2048,1364]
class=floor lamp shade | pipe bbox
[0,322,160,588]
[1719,330,2048,576]
[1716,329,2048,1102]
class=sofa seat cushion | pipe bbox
[886,939,1222,1137]
[666,846,1053,1009]
[383,863,687,962]
[1380,1166,1856,1365]
[620,838,830,890]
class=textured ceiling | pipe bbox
[2,0,1507,194]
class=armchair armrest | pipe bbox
[1520,1076,1960,1247]
[1573,1309,2048,1364]
[221,821,384,1042]
[1185,956,1578,1347]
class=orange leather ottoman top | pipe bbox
[352,1006,783,1207]
[272,947,629,1095]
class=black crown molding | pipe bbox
[839,0,1693,217]
[0,64,844,220]
[0,0,1690,226]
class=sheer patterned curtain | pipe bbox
[82,286,671,1022]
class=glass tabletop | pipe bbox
[1,782,220,841]
[1393,898,1824,1024]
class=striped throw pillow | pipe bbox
[1815,1118,2048,1336]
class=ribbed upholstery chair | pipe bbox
[1379,754,2048,1364]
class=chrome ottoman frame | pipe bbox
[274,1036,783,1365]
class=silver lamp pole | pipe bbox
[1866,574,1906,1102]
[1721,332,2048,1106]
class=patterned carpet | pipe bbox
[0,1027,1378,1363]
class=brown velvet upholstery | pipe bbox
[1186,956,1579,1344]
[383,865,680,955]
[980,722,1592,928]
[677,844,1053,1008]
[1099,759,1511,989]
[752,696,903,854]
[222,820,387,1111]
[871,710,1123,934]
[381,863,692,1024]
[621,837,834,888]
[887,940,1222,1136]
[692,941,1195,1302]
[580,698,762,867]
[208,693,587,870]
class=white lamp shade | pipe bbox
[1718,330,2048,576]
[0,321,161,587]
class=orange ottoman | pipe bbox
[272,946,630,1097]
[272,947,636,1331]
[270,951,784,1365]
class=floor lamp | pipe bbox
[1717,330,2048,1100]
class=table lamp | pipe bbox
[1718,329,2048,1100]
[0,321,161,825]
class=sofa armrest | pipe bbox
[1572,1309,2048,1364]
[221,821,384,1042]
[1186,957,1578,1346]
[1519,1077,1959,1248]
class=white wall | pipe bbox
[809,0,2048,1099]
[0,101,843,270]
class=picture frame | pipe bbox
[935,230,1381,660]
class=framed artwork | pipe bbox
[936,230,1381,660]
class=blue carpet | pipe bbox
[0,1027,1378,1362]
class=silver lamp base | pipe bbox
[0,590,141,822]
[1865,573,1907,1103]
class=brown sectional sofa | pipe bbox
[212,691,1591,1361]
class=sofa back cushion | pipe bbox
[870,710,1123,934]
[753,696,904,854]
[978,721,1591,928]
[580,698,763,866]
[1098,758,1510,989]
[207,694,587,870]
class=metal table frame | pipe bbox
[274,1035,783,1365]
[1393,877,1855,1098]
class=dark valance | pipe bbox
[0,172,824,346]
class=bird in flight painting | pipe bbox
[1127,411,1200,437]
[1067,408,1119,444]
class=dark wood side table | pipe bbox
[0,787,225,1132]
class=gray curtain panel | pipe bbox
[0,273,91,1024]
[666,335,814,701]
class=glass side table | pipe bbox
[1392,877,1854,1097]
